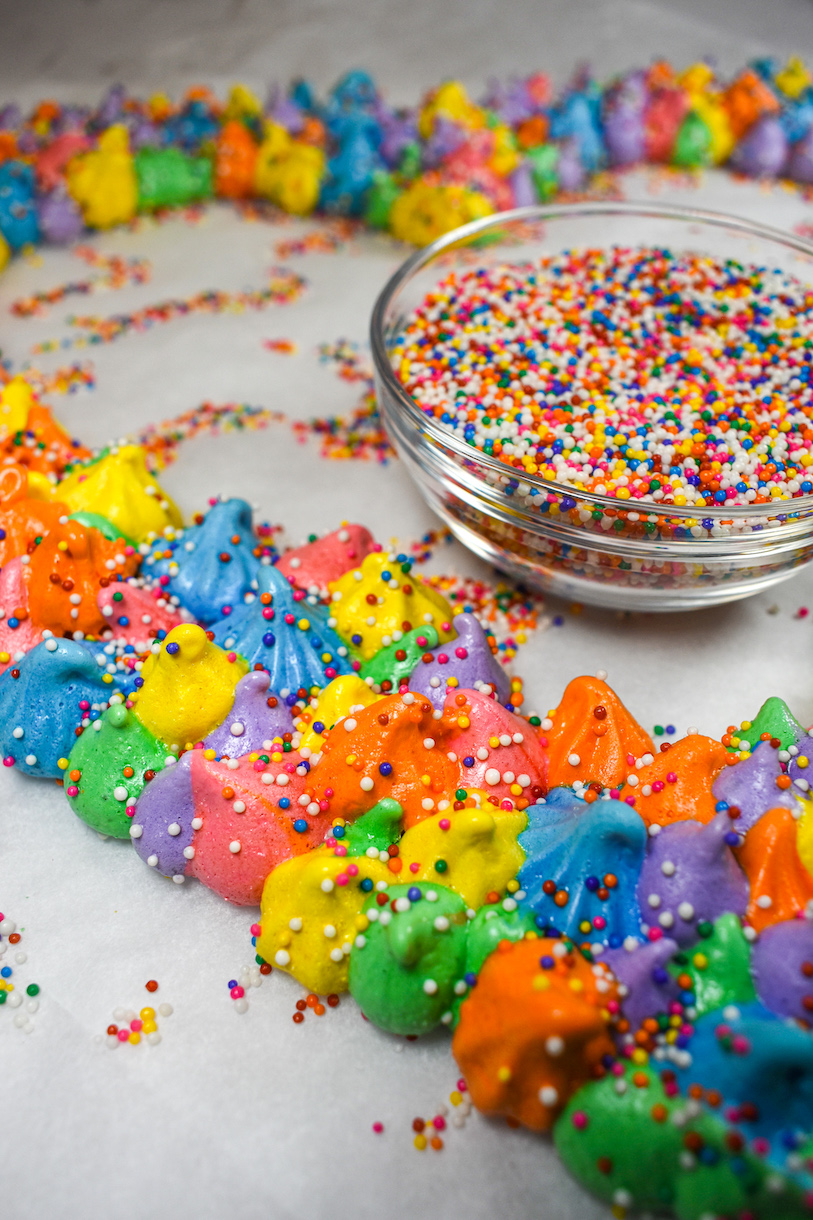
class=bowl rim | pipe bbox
[370,199,813,522]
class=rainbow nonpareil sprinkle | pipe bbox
[132,400,285,470]
[291,341,395,463]
[393,247,813,508]
[31,267,306,352]
[11,247,150,318]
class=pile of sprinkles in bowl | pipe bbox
[392,246,813,508]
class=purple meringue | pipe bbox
[407,612,511,709]
[203,670,294,757]
[751,917,813,1022]
[635,813,749,946]
[601,937,680,1029]
[729,115,789,177]
[712,742,804,830]
[37,190,84,245]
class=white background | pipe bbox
[1,3,813,1219]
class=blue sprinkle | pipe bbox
[165,641,180,655]
[279,797,291,810]
[379,761,393,776]
[464,972,477,987]
[360,877,373,892]
[407,886,422,902]
[262,632,275,647]
[293,818,308,833]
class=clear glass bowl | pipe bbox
[370,202,813,611]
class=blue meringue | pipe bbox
[143,498,260,625]
[517,787,647,945]
[211,564,353,693]
[0,638,121,777]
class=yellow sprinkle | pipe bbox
[450,1091,463,1106]
[692,953,708,970]
[414,1134,427,1150]
[128,1031,141,1045]
[497,1066,512,1083]
[140,1007,155,1020]
[57,757,69,770]
[532,974,550,991]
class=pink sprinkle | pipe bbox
[609,788,620,799]
[230,986,245,999]
[66,785,79,797]
[346,863,358,877]
[79,700,90,711]
[325,667,337,679]
[117,1029,130,1042]
[336,874,349,886]
[130,1019,143,1031]
[226,652,237,663]
[253,760,265,771]
[334,844,348,857]
[352,660,361,672]
[666,772,678,783]
[457,1078,467,1092]
[416,636,427,647]
[319,800,330,812]
[455,647,468,659]
[372,1122,384,1134]
[438,818,451,830]
[648,927,663,942]
[592,916,606,930]
[432,1116,446,1131]
[3,757,15,768]
[438,654,448,664]
[571,1111,588,1130]
[625,796,636,806]
[409,862,420,873]
[250,924,261,936]
[125,805,136,817]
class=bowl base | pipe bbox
[440,513,809,613]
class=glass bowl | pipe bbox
[370,202,813,611]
